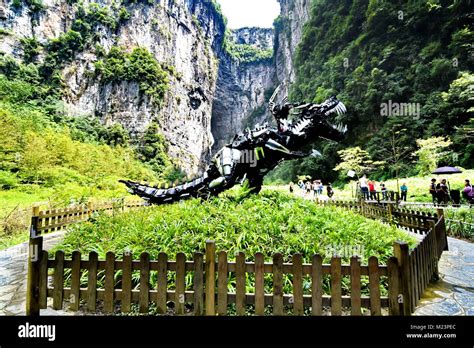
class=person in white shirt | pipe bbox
[359,175,369,200]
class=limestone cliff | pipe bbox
[274,0,310,100]
[211,27,275,150]
[212,0,311,150]
[0,0,225,174]
[0,0,311,175]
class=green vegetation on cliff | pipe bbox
[0,53,175,208]
[94,46,170,106]
[224,35,274,64]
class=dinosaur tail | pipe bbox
[119,173,213,205]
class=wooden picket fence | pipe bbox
[26,200,448,316]
[31,200,145,234]
[317,200,439,235]
[317,200,449,315]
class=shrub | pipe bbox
[0,171,19,189]
[11,0,22,9]
[20,37,41,63]
[95,46,169,106]
[53,191,417,296]
[118,6,130,22]
[25,0,44,12]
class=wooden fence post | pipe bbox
[87,202,93,218]
[436,208,449,252]
[205,240,216,316]
[428,221,440,282]
[387,203,393,224]
[26,207,43,316]
[393,241,411,316]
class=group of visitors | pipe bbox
[291,180,334,198]
[431,178,474,205]
[429,178,450,205]
[358,175,407,201]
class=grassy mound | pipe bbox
[54,191,416,264]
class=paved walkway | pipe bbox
[414,237,474,315]
[0,231,74,316]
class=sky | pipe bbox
[215,0,281,29]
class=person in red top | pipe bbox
[368,180,376,200]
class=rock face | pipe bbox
[211,27,275,150]
[0,0,225,174]
[274,0,310,99]
[212,1,311,150]
[0,0,310,175]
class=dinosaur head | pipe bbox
[290,96,348,142]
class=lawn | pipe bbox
[0,183,136,250]
[336,169,474,202]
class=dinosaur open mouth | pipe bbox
[330,122,348,134]
[332,101,347,115]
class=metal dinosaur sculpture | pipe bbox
[120,86,347,204]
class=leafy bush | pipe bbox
[11,0,22,9]
[83,3,117,30]
[95,46,170,106]
[0,171,19,189]
[118,6,130,22]
[25,0,44,12]
[20,37,41,63]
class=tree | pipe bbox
[370,123,412,192]
[334,147,384,179]
[414,136,453,175]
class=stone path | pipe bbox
[414,237,474,315]
[0,231,75,316]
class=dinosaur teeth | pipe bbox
[292,118,311,135]
[340,102,347,113]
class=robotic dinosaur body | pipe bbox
[120,87,347,204]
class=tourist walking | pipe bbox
[359,175,369,200]
[463,179,474,204]
[313,180,318,197]
[318,181,324,195]
[368,180,377,200]
[327,183,334,198]
[305,181,311,196]
[298,180,305,196]
[400,183,408,202]
[429,179,437,204]
[381,183,388,200]
[437,179,450,205]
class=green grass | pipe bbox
[52,190,416,301]
[54,190,416,263]
[0,183,137,250]
[283,170,474,203]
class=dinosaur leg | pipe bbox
[246,174,264,195]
